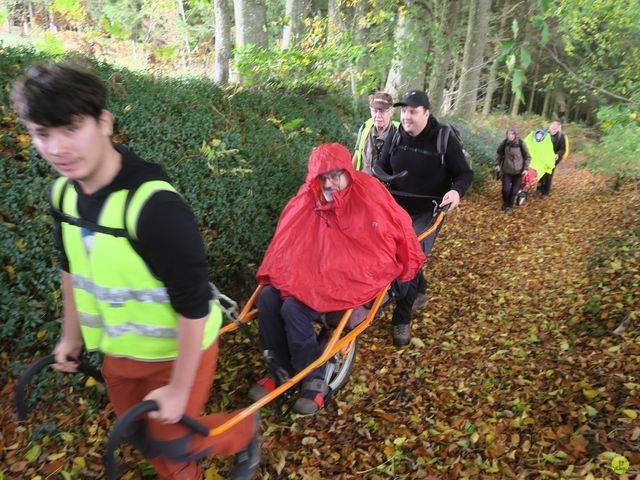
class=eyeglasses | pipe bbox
[319,169,345,182]
[370,107,392,116]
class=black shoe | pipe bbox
[505,207,513,214]
[393,324,411,346]
[230,412,261,480]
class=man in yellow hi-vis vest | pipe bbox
[12,63,259,480]
[352,91,399,174]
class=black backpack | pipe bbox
[388,123,471,167]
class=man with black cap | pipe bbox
[352,91,399,174]
[377,89,473,346]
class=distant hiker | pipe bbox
[538,121,567,196]
[352,91,399,174]
[252,143,424,414]
[495,126,531,213]
[12,62,260,480]
[377,89,473,346]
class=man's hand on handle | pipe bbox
[144,384,190,424]
[52,336,83,372]
[440,189,460,211]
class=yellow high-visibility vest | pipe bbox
[50,177,221,360]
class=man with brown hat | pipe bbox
[352,91,399,174]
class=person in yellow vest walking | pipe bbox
[352,91,399,174]
[12,63,260,480]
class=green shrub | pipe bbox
[0,46,494,362]
[582,102,640,186]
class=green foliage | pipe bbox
[0,46,357,359]
[542,0,640,102]
[499,20,531,104]
[0,7,9,26]
[582,102,640,183]
[51,0,85,21]
[34,33,67,55]
[233,18,362,93]
[443,117,504,187]
[1,46,495,361]
[99,0,143,41]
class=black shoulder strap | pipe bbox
[519,139,527,157]
[436,125,452,166]
[384,129,401,162]
[49,180,132,239]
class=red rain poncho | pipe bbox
[256,143,425,312]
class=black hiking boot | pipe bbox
[393,324,411,347]
[230,412,261,480]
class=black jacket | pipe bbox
[549,131,567,162]
[377,115,473,215]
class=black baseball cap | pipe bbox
[394,90,430,109]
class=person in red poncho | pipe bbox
[250,143,425,414]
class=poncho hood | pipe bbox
[257,143,425,312]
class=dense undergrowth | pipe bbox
[0,47,500,361]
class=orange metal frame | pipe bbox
[203,208,447,437]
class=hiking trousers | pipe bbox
[103,340,255,480]
[501,173,523,206]
[258,285,326,382]
[538,167,556,195]
[392,211,439,326]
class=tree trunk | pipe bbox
[428,0,461,116]
[453,0,492,116]
[282,0,311,49]
[541,91,551,118]
[233,0,268,48]
[482,1,509,116]
[177,0,191,55]
[327,0,346,38]
[232,0,268,83]
[554,91,567,121]
[213,0,232,84]
[385,3,431,100]
[526,55,540,112]
[351,0,370,99]
[510,90,520,116]
[500,77,510,109]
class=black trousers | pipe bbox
[501,173,523,206]
[392,211,441,326]
[538,167,556,195]
[257,285,326,381]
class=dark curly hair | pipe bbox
[11,62,107,126]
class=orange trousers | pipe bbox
[103,340,255,479]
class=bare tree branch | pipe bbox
[545,47,632,103]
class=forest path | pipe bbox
[263,154,640,479]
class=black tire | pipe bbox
[322,337,358,392]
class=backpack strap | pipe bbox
[436,125,452,167]
[386,129,402,161]
[48,179,175,240]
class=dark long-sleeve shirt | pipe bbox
[51,144,212,319]
[549,132,567,161]
[377,115,473,215]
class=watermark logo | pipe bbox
[611,455,629,475]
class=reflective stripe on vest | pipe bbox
[354,119,399,171]
[52,177,221,360]
[354,118,375,171]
